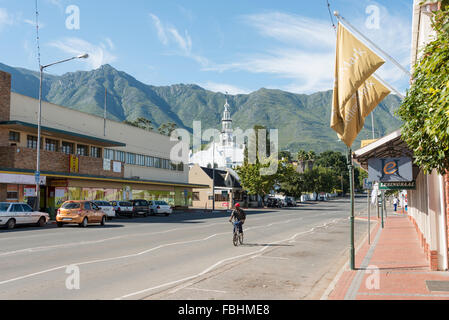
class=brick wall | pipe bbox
[0,71,11,122]
[409,214,439,271]
[0,146,124,178]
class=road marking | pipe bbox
[252,255,289,260]
[117,219,346,300]
[183,287,227,294]
[0,217,306,286]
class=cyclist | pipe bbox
[229,203,246,235]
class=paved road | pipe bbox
[0,198,369,300]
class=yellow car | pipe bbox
[56,200,107,228]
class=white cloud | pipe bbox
[201,82,251,95]
[0,8,14,29]
[49,37,117,69]
[149,13,168,45]
[149,13,210,67]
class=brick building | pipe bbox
[0,70,206,217]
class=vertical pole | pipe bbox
[368,187,371,245]
[35,66,43,211]
[371,113,375,140]
[381,190,385,228]
[212,140,215,212]
[348,148,355,270]
[104,88,107,136]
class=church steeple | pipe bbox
[221,93,233,147]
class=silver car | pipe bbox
[93,201,116,219]
[0,202,49,229]
[149,201,173,216]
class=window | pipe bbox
[178,162,184,171]
[27,135,38,149]
[91,146,101,158]
[45,138,58,152]
[62,202,80,209]
[215,194,229,202]
[84,202,91,210]
[126,153,136,165]
[154,157,161,168]
[62,142,74,155]
[145,156,154,167]
[115,151,125,162]
[10,204,23,212]
[22,204,33,212]
[136,154,145,166]
[170,161,177,171]
[7,192,19,200]
[104,149,114,160]
[9,131,20,142]
[192,192,200,201]
[76,144,88,156]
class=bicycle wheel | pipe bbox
[238,232,244,245]
[233,232,239,246]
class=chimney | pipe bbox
[0,71,11,122]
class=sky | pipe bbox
[0,0,413,95]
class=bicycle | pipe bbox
[231,221,244,246]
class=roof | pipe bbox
[0,120,126,147]
[0,168,209,189]
[353,129,415,170]
[200,167,242,189]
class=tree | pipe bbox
[158,122,177,136]
[236,161,277,205]
[124,117,153,131]
[279,150,292,162]
[397,5,449,174]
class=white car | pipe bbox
[0,202,50,229]
[149,201,172,216]
[93,201,116,219]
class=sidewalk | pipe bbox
[326,213,449,300]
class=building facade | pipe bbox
[0,70,206,217]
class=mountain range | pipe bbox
[0,62,403,154]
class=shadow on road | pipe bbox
[242,243,293,247]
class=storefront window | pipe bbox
[9,131,20,142]
[91,146,101,158]
[27,135,38,149]
[126,153,136,165]
[104,149,114,160]
[115,151,125,162]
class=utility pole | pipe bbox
[212,139,215,212]
[348,148,355,270]
[104,88,107,136]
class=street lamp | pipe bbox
[35,54,89,211]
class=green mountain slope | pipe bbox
[0,63,403,154]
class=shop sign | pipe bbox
[113,161,121,173]
[368,157,413,182]
[103,159,111,171]
[24,186,36,197]
[0,173,46,185]
[363,178,373,190]
[379,181,416,190]
[69,155,79,173]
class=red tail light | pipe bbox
[57,209,60,215]
[117,207,121,211]
[157,206,160,209]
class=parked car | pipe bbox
[149,200,172,216]
[93,200,116,220]
[111,201,133,217]
[56,200,107,228]
[266,197,282,208]
[0,202,49,229]
[131,199,150,217]
[286,197,295,207]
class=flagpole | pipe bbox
[348,146,355,270]
[334,11,412,78]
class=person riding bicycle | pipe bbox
[229,203,246,235]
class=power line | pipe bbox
[326,0,337,32]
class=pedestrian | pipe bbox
[393,196,398,212]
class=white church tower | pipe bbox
[189,96,244,170]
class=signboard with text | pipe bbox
[368,157,413,183]
[69,155,79,173]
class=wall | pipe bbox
[0,71,11,122]
[0,146,124,178]
[9,92,189,183]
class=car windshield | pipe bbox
[0,203,10,212]
[159,201,168,205]
[61,202,81,209]
[120,202,132,206]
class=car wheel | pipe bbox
[165,213,169,216]
[100,216,106,226]
[79,217,88,228]
[6,219,15,230]
[57,222,64,228]
[150,209,155,216]
[37,217,46,227]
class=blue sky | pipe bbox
[0,0,413,95]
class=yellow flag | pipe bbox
[331,22,386,147]
[336,75,391,147]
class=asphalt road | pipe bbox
[0,197,369,300]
